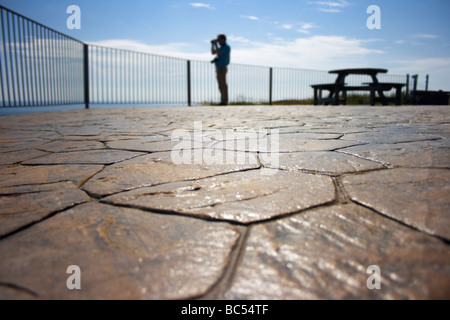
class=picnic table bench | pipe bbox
[311,68,405,106]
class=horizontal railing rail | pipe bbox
[1,5,411,109]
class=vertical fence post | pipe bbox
[187,60,192,106]
[405,74,410,103]
[269,67,273,105]
[83,44,89,109]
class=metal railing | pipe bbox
[1,5,409,109]
[0,5,85,107]
[88,45,189,105]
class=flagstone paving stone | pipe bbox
[83,153,260,197]
[0,149,50,165]
[224,204,450,300]
[343,168,450,241]
[0,105,449,300]
[0,181,91,237]
[259,151,385,174]
[338,140,450,168]
[102,169,335,224]
[21,149,145,165]
[0,164,104,188]
[0,202,240,300]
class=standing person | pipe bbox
[211,34,231,106]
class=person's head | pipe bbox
[217,34,227,45]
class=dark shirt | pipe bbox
[215,44,231,67]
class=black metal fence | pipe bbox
[1,5,409,108]
[0,5,85,107]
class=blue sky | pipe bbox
[1,0,449,90]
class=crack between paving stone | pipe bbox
[249,200,340,227]
[187,189,281,211]
[102,197,343,228]
[329,142,369,152]
[88,166,264,200]
[262,164,389,177]
[77,165,106,189]
[0,201,91,242]
[9,149,52,163]
[338,137,444,150]
[35,147,108,153]
[0,179,95,191]
[198,225,251,300]
[332,176,351,204]
[0,189,54,198]
[335,150,392,168]
[350,199,450,246]
[99,200,252,226]
[0,282,39,298]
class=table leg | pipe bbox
[370,88,376,106]
[395,87,402,106]
[371,74,388,106]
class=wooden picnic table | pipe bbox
[312,68,404,106]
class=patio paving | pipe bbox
[0,105,449,300]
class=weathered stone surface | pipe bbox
[213,138,359,153]
[0,149,49,165]
[260,151,384,174]
[276,132,343,140]
[341,127,443,144]
[103,169,335,224]
[0,105,449,300]
[0,202,240,300]
[0,182,90,237]
[83,153,260,197]
[0,129,58,141]
[343,168,450,240]
[338,140,450,168]
[106,136,187,153]
[37,140,106,153]
[225,204,450,300]
[0,138,49,153]
[0,164,104,188]
[21,149,145,165]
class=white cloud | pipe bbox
[276,22,317,34]
[314,0,349,8]
[225,35,384,70]
[308,0,349,13]
[301,23,316,30]
[241,15,259,21]
[228,35,252,44]
[412,33,439,39]
[297,22,317,34]
[281,24,293,30]
[88,39,210,61]
[394,34,438,46]
[318,8,341,13]
[189,3,215,9]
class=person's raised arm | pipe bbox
[211,40,222,55]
